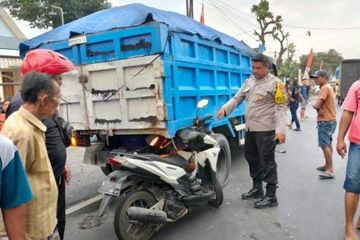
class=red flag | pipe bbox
[200,3,205,24]
[305,48,314,71]
[303,48,314,79]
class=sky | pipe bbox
[13,0,360,60]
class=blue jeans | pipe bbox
[317,121,336,148]
[289,102,300,129]
[343,142,360,193]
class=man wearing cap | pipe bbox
[216,53,287,209]
[311,70,337,179]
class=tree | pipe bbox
[251,0,282,48]
[287,43,296,61]
[299,49,343,77]
[278,43,299,80]
[0,0,111,29]
[278,58,299,80]
[272,25,289,66]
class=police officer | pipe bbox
[216,53,287,209]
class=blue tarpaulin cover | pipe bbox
[20,3,254,57]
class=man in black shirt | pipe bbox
[287,80,304,131]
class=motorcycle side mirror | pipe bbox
[195,99,208,121]
[197,99,208,109]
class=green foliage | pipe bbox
[251,0,282,47]
[278,43,299,80]
[251,0,289,66]
[278,58,299,80]
[0,0,111,29]
[299,49,344,76]
[287,43,296,61]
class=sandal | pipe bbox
[316,166,326,172]
[319,172,335,179]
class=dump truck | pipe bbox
[20,3,258,186]
[338,59,360,105]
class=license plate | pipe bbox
[98,180,122,196]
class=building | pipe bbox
[0,8,25,102]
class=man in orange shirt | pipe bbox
[311,70,337,179]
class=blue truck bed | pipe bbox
[20,4,253,138]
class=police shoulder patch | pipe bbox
[274,80,287,104]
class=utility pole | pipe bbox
[186,0,194,18]
[50,5,64,26]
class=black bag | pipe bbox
[53,115,73,147]
[291,86,301,102]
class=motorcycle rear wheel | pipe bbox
[114,190,157,240]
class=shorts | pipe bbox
[343,142,360,193]
[317,120,336,148]
[0,229,60,240]
[300,100,307,109]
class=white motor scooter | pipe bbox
[95,99,230,240]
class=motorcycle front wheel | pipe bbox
[214,133,231,188]
[114,190,157,240]
[208,178,223,207]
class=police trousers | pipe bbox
[244,130,277,185]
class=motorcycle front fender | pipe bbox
[196,147,220,172]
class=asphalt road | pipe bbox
[64,101,350,240]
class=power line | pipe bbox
[232,29,257,37]
[204,0,257,41]
[206,2,360,31]
[194,0,256,40]
[215,0,258,27]
[194,0,237,28]
[283,25,360,30]
[198,0,260,38]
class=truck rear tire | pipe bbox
[214,133,231,188]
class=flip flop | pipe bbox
[316,166,326,172]
[319,172,335,179]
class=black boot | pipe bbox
[254,184,278,209]
[241,181,264,200]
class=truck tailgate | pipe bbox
[59,55,166,132]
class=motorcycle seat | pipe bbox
[142,154,188,169]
